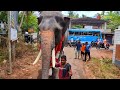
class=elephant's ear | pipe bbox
[63,17,70,29]
[64,17,70,24]
[60,17,70,36]
[64,17,70,29]
[37,16,43,25]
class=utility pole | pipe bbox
[8,11,12,74]
[11,11,18,61]
[8,11,18,74]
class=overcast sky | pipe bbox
[33,11,102,18]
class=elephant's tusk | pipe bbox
[33,49,41,65]
[52,48,56,68]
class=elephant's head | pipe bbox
[37,11,70,79]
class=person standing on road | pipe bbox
[84,42,91,62]
[55,55,72,79]
[81,43,86,60]
[75,40,82,59]
[24,31,29,43]
[103,38,107,49]
[96,38,100,49]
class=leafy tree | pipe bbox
[71,24,83,29]
[0,11,7,22]
[101,11,105,16]
[82,14,87,18]
[75,14,79,18]
[68,11,80,28]
[68,11,74,17]
[68,11,79,18]
[102,11,120,31]
[18,11,39,33]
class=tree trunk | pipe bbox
[19,11,25,31]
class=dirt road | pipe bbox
[0,46,113,79]
[64,47,86,79]
[64,46,113,79]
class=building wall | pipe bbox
[92,26,99,29]
[105,34,114,45]
[102,34,114,45]
[112,29,120,68]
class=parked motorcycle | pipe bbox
[96,42,110,50]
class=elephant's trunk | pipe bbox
[41,30,54,79]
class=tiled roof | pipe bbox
[71,17,109,26]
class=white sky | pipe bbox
[33,11,103,18]
[62,11,102,17]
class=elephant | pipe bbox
[34,11,70,79]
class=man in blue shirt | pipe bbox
[84,42,91,62]
[75,40,82,59]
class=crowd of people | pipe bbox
[49,39,94,79]
[96,38,110,49]
[48,37,111,79]
[45,37,111,80]
[74,40,91,62]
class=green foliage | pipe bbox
[82,14,87,18]
[18,12,39,32]
[88,58,120,79]
[71,25,83,29]
[101,11,120,31]
[0,11,7,22]
[68,11,79,18]
[0,48,8,63]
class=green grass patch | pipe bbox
[87,57,120,79]
[0,49,8,64]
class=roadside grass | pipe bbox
[0,48,8,64]
[0,39,38,65]
[86,57,120,79]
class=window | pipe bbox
[93,32,100,36]
[88,32,93,35]
[75,32,79,35]
[81,32,84,35]
[69,31,74,35]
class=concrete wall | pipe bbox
[112,29,120,67]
